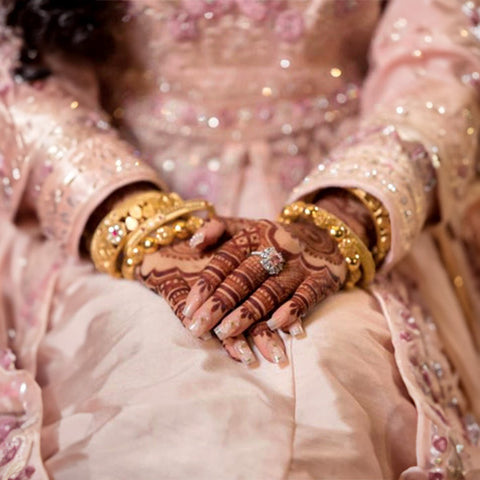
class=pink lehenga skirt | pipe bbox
[0,215,479,480]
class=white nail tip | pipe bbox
[289,324,305,338]
[213,325,226,340]
[188,321,200,334]
[183,304,193,318]
[266,318,281,330]
[189,232,205,248]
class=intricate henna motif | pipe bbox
[138,215,348,365]
[136,227,281,365]
[137,240,213,324]
[249,322,274,339]
[286,268,342,325]
[285,222,344,268]
[185,217,348,341]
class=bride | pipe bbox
[0,0,480,478]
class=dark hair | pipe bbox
[4,0,127,80]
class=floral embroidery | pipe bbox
[169,0,305,43]
[274,9,304,42]
[373,273,480,478]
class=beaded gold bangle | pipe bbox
[121,199,216,279]
[90,191,178,277]
[279,201,376,287]
[347,188,392,266]
[90,190,215,278]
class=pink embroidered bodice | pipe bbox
[106,0,376,215]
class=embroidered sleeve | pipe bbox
[0,34,164,256]
[289,0,480,270]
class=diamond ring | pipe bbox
[251,247,285,275]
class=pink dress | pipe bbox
[0,0,480,478]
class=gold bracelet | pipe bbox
[347,188,392,266]
[121,199,216,279]
[90,191,181,277]
[279,201,376,287]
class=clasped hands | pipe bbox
[138,216,347,366]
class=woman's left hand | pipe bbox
[182,217,347,343]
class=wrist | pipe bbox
[88,189,215,278]
[314,189,376,250]
[279,201,376,287]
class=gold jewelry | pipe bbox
[279,201,375,287]
[121,199,215,279]
[90,191,215,278]
[347,188,392,266]
[90,191,179,277]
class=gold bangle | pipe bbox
[90,191,184,277]
[279,201,376,287]
[347,188,392,266]
[121,199,216,279]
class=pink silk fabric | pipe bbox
[0,0,480,478]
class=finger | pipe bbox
[213,266,304,340]
[183,227,261,317]
[267,267,342,331]
[222,335,258,367]
[189,218,226,249]
[186,255,269,337]
[250,322,288,365]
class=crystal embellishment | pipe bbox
[252,247,285,275]
[107,224,126,245]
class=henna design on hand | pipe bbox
[184,218,348,341]
[135,225,278,365]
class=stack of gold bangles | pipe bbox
[279,189,391,288]
[90,190,215,279]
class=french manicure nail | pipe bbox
[214,324,227,340]
[188,318,205,337]
[289,322,305,338]
[214,318,240,340]
[266,317,282,330]
[235,341,256,366]
[271,345,287,365]
[189,231,205,248]
[183,303,193,318]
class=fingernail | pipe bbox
[200,331,212,341]
[289,322,305,338]
[235,341,256,366]
[270,345,287,365]
[214,324,228,340]
[189,231,205,248]
[266,316,282,330]
[214,318,239,341]
[183,303,193,318]
[188,317,206,337]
